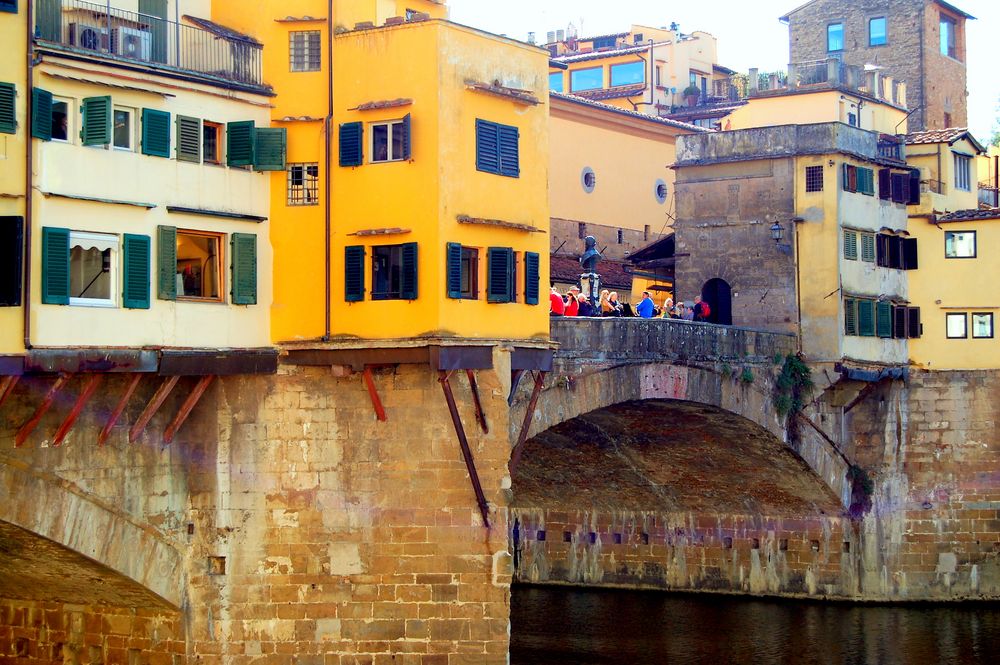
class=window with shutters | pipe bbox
[227,120,255,167]
[524,252,540,306]
[844,298,858,336]
[890,172,910,203]
[339,122,363,167]
[69,231,118,307]
[82,96,112,146]
[230,233,257,305]
[0,217,23,307]
[475,119,519,178]
[875,234,918,270]
[202,121,222,164]
[972,313,994,339]
[857,299,875,337]
[857,167,875,196]
[860,233,876,262]
[254,127,287,171]
[0,1,17,14]
[372,243,418,301]
[141,108,170,157]
[0,82,14,134]
[176,115,201,163]
[113,107,135,151]
[944,230,976,258]
[842,164,858,192]
[287,163,319,205]
[876,300,893,338]
[843,229,858,260]
[31,88,53,140]
[345,246,365,302]
[487,247,515,303]
[447,244,479,300]
[122,234,151,310]
[176,230,223,302]
[371,117,409,163]
[289,31,321,72]
[805,165,824,192]
[946,313,967,339]
[51,97,70,141]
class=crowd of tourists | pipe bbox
[549,286,711,321]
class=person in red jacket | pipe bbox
[564,286,581,316]
[550,286,565,316]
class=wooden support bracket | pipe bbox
[439,371,491,529]
[99,374,142,447]
[363,366,387,422]
[508,371,547,476]
[507,369,525,407]
[129,375,179,444]
[163,375,214,444]
[0,375,20,410]
[15,373,72,447]
[466,369,489,434]
[52,374,103,447]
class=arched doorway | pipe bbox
[702,278,732,325]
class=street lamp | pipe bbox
[770,221,785,244]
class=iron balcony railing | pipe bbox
[980,185,999,208]
[35,0,263,88]
[877,135,905,164]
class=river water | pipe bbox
[511,586,1000,664]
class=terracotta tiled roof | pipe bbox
[551,44,654,64]
[551,92,711,133]
[936,208,1000,223]
[572,83,646,101]
[580,31,629,42]
[182,15,261,45]
[904,128,985,153]
[550,255,632,289]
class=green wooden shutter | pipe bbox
[446,242,462,299]
[141,108,170,157]
[254,127,287,171]
[841,163,850,192]
[41,227,70,305]
[176,115,201,162]
[140,0,168,64]
[0,216,24,307]
[31,88,53,140]
[156,225,177,301]
[339,122,363,167]
[476,119,500,174]
[876,300,892,338]
[35,0,62,42]
[400,242,418,301]
[227,120,256,166]
[843,230,858,260]
[0,82,15,134]
[0,0,17,13]
[524,252,540,305]
[498,124,520,178]
[81,96,112,146]
[231,233,258,305]
[122,234,151,309]
[858,299,875,337]
[844,298,857,336]
[487,247,512,303]
[861,233,875,262]
[345,245,365,302]
[401,113,412,161]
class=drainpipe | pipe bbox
[23,0,35,350]
[323,0,334,341]
[647,39,654,109]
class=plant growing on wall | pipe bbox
[847,464,875,518]
[772,354,812,417]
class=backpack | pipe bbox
[700,301,711,318]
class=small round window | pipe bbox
[654,179,668,204]
[581,167,596,193]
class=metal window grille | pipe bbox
[287,163,319,205]
[805,166,824,192]
[290,31,321,72]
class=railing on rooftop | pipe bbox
[980,184,999,208]
[35,0,263,88]
[877,134,905,164]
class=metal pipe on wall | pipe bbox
[324,0,334,341]
[23,0,35,350]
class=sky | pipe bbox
[448,0,999,141]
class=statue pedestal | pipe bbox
[580,273,601,307]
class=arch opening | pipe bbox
[702,278,733,326]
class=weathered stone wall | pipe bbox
[550,217,660,264]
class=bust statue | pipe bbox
[580,235,602,274]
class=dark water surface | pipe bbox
[511,585,1000,664]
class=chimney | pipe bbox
[547,31,556,43]
[556,29,565,42]
[527,31,536,44]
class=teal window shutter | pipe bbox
[844,230,858,260]
[231,233,258,305]
[227,120,256,166]
[476,119,500,174]
[35,0,62,42]
[141,108,171,157]
[254,127,287,171]
[31,88,53,140]
[122,234,151,309]
[861,233,876,262]
[81,96,112,146]
[446,242,462,299]
[524,252,540,305]
[401,242,418,300]
[0,82,15,134]
[176,115,201,162]
[498,124,520,178]
[0,216,24,306]
[139,0,168,63]
[345,245,365,302]
[858,299,875,337]
[487,247,512,303]
[41,227,70,305]
[844,298,857,336]
[401,113,412,160]
[339,122,363,167]
[157,225,177,301]
[876,300,892,338]
[0,1,18,14]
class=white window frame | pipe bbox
[51,96,73,143]
[370,119,406,163]
[944,230,976,258]
[113,106,135,152]
[289,31,322,72]
[69,231,118,308]
[946,313,967,339]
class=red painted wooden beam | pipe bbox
[98,374,142,447]
[163,375,214,444]
[466,369,489,434]
[52,374,103,447]
[129,376,180,444]
[439,371,491,529]
[0,375,20,410]
[15,373,72,448]
[363,366,387,422]
[508,371,547,476]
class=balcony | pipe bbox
[877,134,905,165]
[35,0,264,89]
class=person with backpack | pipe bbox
[693,296,711,322]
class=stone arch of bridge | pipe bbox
[0,460,183,608]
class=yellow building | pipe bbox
[216,2,550,344]
[2,1,278,373]
[546,24,734,124]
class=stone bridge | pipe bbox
[0,319,998,663]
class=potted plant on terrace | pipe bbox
[682,85,701,107]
